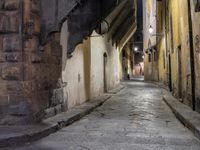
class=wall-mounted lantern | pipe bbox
[95,19,110,35]
[149,25,163,36]
[134,47,138,52]
[149,25,154,34]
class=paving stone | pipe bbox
[9,80,200,150]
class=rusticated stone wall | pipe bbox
[0,0,62,125]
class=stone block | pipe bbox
[0,95,9,106]
[0,53,22,62]
[7,81,23,94]
[1,64,22,80]
[51,41,62,57]
[8,98,32,116]
[0,81,8,95]
[23,63,34,80]
[24,63,40,80]
[48,55,61,65]
[0,53,5,62]
[22,81,33,95]
[0,36,2,51]
[0,13,8,32]
[31,53,43,63]
[31,0,40,13]
[4,0,20,10]
[5,53,22,62]
[24,37,39,52]
[51,88,64,106]
[3,35,20,52]
[30,13,40,34]
[0,1,4,9]
[36,91,50,109]
[0,11,19,33]
[37,80,51,91]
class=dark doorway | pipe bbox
[177,45,182,98]
[168,54,172,91]
[103,53,108,93]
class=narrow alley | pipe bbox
[10,80,200,150]
[1,0,200,149]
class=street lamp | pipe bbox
[134,47,138,52]
[149,25,154,34]
[149,25,163,36]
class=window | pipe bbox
[148,53,152,62]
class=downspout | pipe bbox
[188,0,196,111]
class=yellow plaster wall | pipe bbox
[60,21,120,109]
[190,0,200,110]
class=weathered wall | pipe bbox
[143,0,159,81]
[156,1,168,85]
[90,32,120,97]
[166,0,192,105]
[0,0,63,124]
[190,0,200,111]
[119,44,133,80]
[60,22,120,109]
[61,21,91,108]
[0,0,133,125]
[144,0,198,110]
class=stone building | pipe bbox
[143,0,159,81]
[133,0,144,77]
[0,0,136,125]
[143,0,200,112]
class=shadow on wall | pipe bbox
[60,21,91,109]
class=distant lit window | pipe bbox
[195,0,200,12]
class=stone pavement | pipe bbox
[0,85,125,148]
[7,80,200,150]
[163,91,200,140]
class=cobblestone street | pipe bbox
[10,80,200,150]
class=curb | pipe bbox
[0,95,112,148]
[108,84,125,94]
[163,94,200,140]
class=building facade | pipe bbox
[143,0,200,112]
[0,0,136,125]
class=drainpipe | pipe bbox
[188,0,196,111]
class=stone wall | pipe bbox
[143,0,159,81]
[0,0,125,125]
[144,0,199,111]
[61,21,120,108]
[0,0,63,125]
